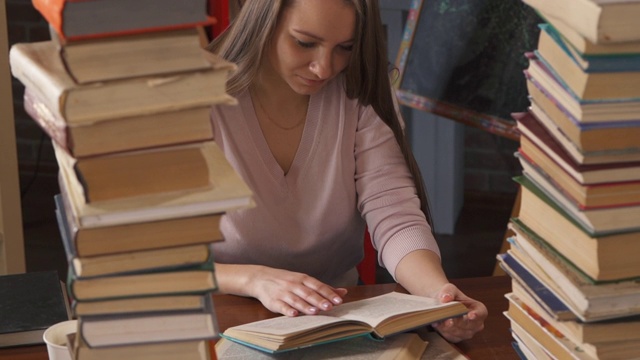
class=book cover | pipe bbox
[525,52,640,121]
[538,23,640,73]
[67,259,217,302]
[57,141,253,229]
[71,292,210,318]
[504,298,592,360]
[33,0,215,41]
[522,0,640,43]
[70,334,212,360]
[514,114,640,208]
[23,87,215,158]
[53,26,213,84]
[53,140,212,203]
[221,292,467,353]
[496,252,575,321]
[538,11,640,56]
[507,292,640,360]
[526,74,640,154]
[509,219,640,322]
[78,294,218,348]
[54,193,224,258]
[215,332,428,359]
[516,174,640,282]
[0,271,71,348]
[515,111,640,184]
[533,48,640,101]
[527,91,640,155]
[521,165,640,233]
[9,40,236,126]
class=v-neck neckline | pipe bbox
[242,90,321,187]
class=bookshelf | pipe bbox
[0,0,26,274]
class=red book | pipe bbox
[513,111,640,209]
[514,112,640,185]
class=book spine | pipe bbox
[23,87,71,153]
[31,0,65,39]
[9,42,70,120]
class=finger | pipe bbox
[280,291,323,315]
[271,299,300,317]
[298,281,347,310]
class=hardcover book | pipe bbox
[71,293,211,318]
[54,193,223,258]
[521,0,640,43]
[515,175,640,282]
[57,141,253,229]
[527,79,640,154]
[533,49,640,101]
[537,23,640,73]
[77,295,218,348]
[221,292,467,353]
[508,220,640,322]
[53,140,213,203]
[524,53,640,123]
[9,40,236,126]
[23,87,215,158]
[515,111,640,185]
[216,333,428,360]
[33,0,214,41]
[514,113,640,208]
[538,11,640,56]
[521,165,640,233]
[67,260,217,302]
[70,334,213,360]
[0,271,71,348]
[496,252,575,321]
[506,292,640,359]
[51,26,213,84]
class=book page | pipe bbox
[216,333,427,359]
[229,314,351,336]
[328,292,449,327]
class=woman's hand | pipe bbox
[430,283,487,343]
[218,264,347,316]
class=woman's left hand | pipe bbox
[430,283,488,343]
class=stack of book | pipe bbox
[498,0,640,359]
[9,1,253,359]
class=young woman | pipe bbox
[207,0,487,342]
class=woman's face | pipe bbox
[266,0,356,95]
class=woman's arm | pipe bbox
[394,249,488,342]
[215,263,348,316]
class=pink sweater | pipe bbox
[209,77,440,286]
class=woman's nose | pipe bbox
[309,51,333,79]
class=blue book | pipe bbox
[497,252,576,321]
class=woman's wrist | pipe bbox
[215,263,263,297]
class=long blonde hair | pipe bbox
[208,0,434,231]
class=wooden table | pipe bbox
[0,275,517,360]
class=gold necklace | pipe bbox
[252,91,307,131]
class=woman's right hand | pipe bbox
[216,264,348,316]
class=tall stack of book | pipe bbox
[497,0,640,359]
[9,1,253,359]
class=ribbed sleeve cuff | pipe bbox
[380,226,441,281]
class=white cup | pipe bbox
[42,320,77,360]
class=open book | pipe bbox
[221,291,467,353]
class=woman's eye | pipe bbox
[296,40,315,48]
[339,44,354,52]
